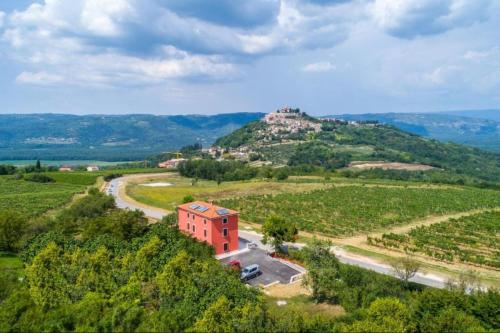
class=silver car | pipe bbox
[240,264,261,281]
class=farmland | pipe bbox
[0,176,86,217]
[218,186,500,236]
[369,210,500,269]
[126,174,334,211]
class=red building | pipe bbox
[177,201,239,255]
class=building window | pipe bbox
[192,214,195,220]
[223,228,228,237]
[222,218,228,224]
[187,223,190,231]
[204,219,207,225]
[204,229,207,238]
[187,213,190,218]
[223,243,229,252]
[192,225,196,233]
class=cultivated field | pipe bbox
[219,186,500,237]
[0,176,86,217]
[369,210,500,269]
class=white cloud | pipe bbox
[0,11,5,28]
[0,0,361,87]
[302,61,336,72]
[371,0,492,38]
[16,71,64,85]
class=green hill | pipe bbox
[332,112,500,152]
[215,113,500,184]
[0,113,265,161]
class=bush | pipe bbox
[103,173,122,182]
[25,174,55,183]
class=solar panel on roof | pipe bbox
[189,204,200,209]
[196,206,209,212]
[216,208,230,215]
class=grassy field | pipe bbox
[218,186,500,237]
[44,168,171,185]
[126,174,334,211]
[370,210,500,269]
[0,252,23,273]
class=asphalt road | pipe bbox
[106,175,447,289]
[221,248,302,286]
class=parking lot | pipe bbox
[221,247,303,286]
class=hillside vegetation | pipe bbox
[216,115,500,184]
[335,112,500,152]
[0,113,264,161]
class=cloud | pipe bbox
[159,0,281,28]
[302,61,336,72]
[0,0,359,86]
[371,0,492,38]
[0,11,5,28]
[16,71,64,85]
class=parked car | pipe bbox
[227,260,241,270]
[240,264,261,281]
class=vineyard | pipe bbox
[369,211,500,269]
[0,176,86,217]
[219,186,500,236]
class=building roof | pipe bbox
[177,201,238,219]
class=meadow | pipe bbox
[126,175,335,211]
[369,210,500,269]
[218,186,500,236]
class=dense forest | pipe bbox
[1,190,498,332]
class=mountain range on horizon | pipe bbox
[0,109,499,161]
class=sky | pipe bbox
[0,0,499,116]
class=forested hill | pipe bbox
[0,113,264,161]
[215,115,500,184]
[332,112,500,152]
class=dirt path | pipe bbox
[333,207,500,248]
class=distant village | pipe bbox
[155,107,380,168]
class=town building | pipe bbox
[177,201,239,255]
[59,165,73,172]
[86,165,100,172]
[158,158,187,169]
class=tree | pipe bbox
[275,168,289,181]
[182,195,195,203]
[161,213,178,227]
[35,160,41,171]
[347,298,412,333]
[261,215,297,253]
[420,306,485,333]
[390,256,420,285]
[302,239,341,302]
[0,211,28,252]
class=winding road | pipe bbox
[107,174,448,289]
